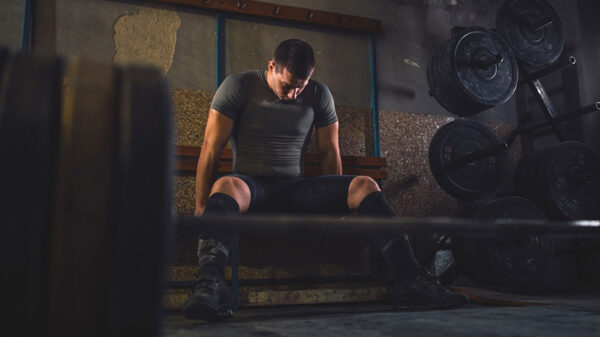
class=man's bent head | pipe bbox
[272,39,315,79]
[268,39,315,101]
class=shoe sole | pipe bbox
[182,297,234,321]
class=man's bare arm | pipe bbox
[195,109,234,216]
[316,122,342,175]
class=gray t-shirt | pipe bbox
[210,70,338,177]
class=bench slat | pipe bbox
[174,145,387,179]
[175,146,386,166]
[175,162,388,179]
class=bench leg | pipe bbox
[232,231,239,310]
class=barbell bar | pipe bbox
[177,214,600,236]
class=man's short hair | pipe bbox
[272,39,315,79]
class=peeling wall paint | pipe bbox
[403,58,421,68]
[113,7,181,74]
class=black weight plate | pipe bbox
[429,119,503,200]
[454,197,553,289]
[478,197,552,289]
[496,0,565,69]
[452,234,497,285]
[108,66,173,337]
[427,27,518,116]
[542,142,600,220]
[48,59,118,337]
[515,142,600,220]
[0,52,62,333]
[454,29,519,106]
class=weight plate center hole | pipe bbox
[472,50,499,80]
[454,140,486,177]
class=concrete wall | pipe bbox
[0,0,25,50]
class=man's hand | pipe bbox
[194,208,205,217]
[195,109,234,216]
[316,122,342,175]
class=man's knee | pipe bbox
[347,175,381,210]
[210,176,251,213]
[349,175,381,195]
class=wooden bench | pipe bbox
[174,145,388,179]
[172,145,389,308]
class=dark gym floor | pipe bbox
[162,292,600,337]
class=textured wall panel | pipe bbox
[172,88,212,147]
[305,105,371,156]
[175,176,195,214]
[379,110,459,217]
[337,105,372,156]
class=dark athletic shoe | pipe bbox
[182,275,234,320]
[392,269,469,310]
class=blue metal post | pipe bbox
[231,232,239,310]
[22,0,32,50]
[369,34,380,157]
[216,12,224,87]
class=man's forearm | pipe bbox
[195,147,221,215]
[321,150,342,175]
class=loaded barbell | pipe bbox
[496,0,565,70]
[515,141,600,220]
[427,103,600,203]
[453,196,554,289]
[427,26,519,117]
[427,0,571,118]
[428,118,505,200]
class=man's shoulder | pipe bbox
[308,78,332,97]
[228,70,264,83]
[218,70,264,95]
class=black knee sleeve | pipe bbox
[204,192,240,215]
[197,193,240,277]
[357,191,396,217]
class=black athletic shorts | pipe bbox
[229,174,357,215]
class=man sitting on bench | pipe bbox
[183,39,469,320]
